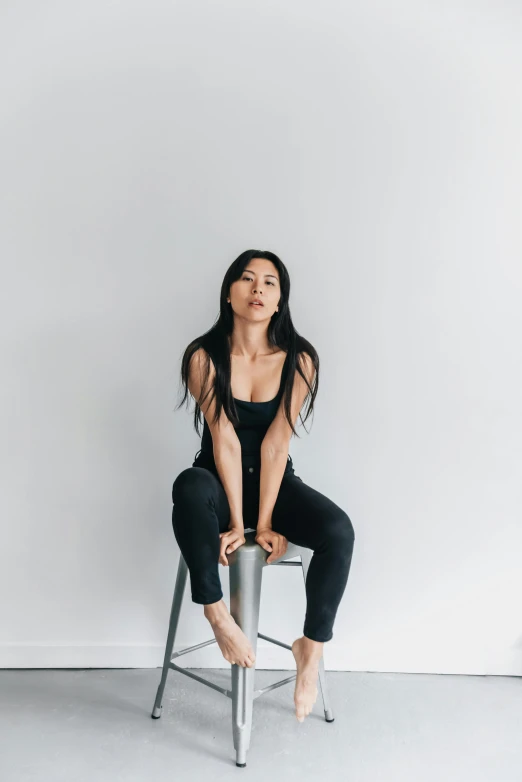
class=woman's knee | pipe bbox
[172,466,214,505]
[323,508,355,551]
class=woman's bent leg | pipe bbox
[271,473,355,643]
[171,466,231,605]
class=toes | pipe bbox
[295,700,306,721]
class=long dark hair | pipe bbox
[175,249,319,439]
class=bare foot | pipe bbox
[205,606,256,668]
[291,637,321,722]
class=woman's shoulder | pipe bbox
[189,345,215,370]
[295,350,316,385]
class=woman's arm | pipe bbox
[257,446,289,531]
[257,352,316,530]
[213,440,243,529]
[188,348,244,530]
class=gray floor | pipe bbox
[1,668,521,781]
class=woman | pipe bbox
[172,249,355,723]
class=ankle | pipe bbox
[297,635,324,659]
[203,599,230,625]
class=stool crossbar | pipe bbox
[151,528,334,767]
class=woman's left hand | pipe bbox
[255,528,288,564]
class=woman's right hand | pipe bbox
[218,528,246,566]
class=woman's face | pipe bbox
[227,258,280,320]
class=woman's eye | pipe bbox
[242,276,275,286]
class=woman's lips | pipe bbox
[249,302,264,307]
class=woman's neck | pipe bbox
[228,334,276,359]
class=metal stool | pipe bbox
[151,527,334,767]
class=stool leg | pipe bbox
[299,548,335,722]
[151,554,188,719]
[228,553,264,767]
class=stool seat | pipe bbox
[151,528,334,767]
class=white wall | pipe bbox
[1,0,521,675]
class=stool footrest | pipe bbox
[253,673,297,700]
[170,637,217,660]
[165,631,298,703]
[168,662,232,699]
[169,632,292,660]
[257,631,292,651]
[252,632,297,698]
[168,661,297,702]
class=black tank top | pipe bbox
[193,350,291,469]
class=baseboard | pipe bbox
[0,642,513,675]
[0,640,330,670]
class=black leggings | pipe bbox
[171,452,355,643]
